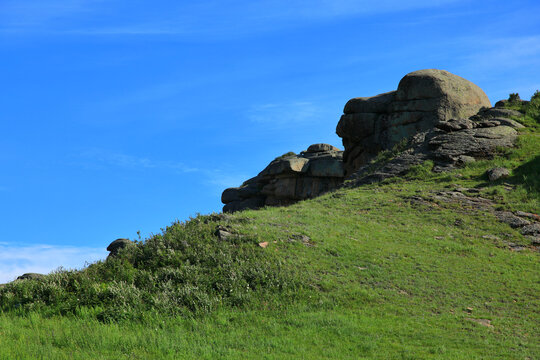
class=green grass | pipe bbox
[1,95,539,358]
[503,90,540,130]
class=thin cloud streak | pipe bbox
[204,171,251,191]
[458,35,540,71]
[79,149,254,192]
[79,149,200,173]
[0,0,99,27]
[1,0,466,36]
[0,243,106,284]
[247,101,324,129]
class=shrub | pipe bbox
[526,90,540,124]
[0,216,305,321]
[508,93,521,103]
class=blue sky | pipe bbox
[1,0,539,282]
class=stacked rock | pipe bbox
[336,69,492,176]
[221,144,344,212]
[221,69,524,211]
[343,98,524,186]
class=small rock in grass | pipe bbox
[521,223,540,236]
[510,245,527,252]
[258,242,269,248]
[486,167,510,182]
[288,234,314,246]
[495,211,531,228]
[515,211,540,221]
[214,225,234,241]
[527,236,540,245]
[456,155,476,165]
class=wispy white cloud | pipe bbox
[247,101,323,129]
[446,34,540,99]
[0,243,106,284]
[79,149,200,173]
[78,149,253,191]
[458,35,540,71]
[0,0,99,28]
[204,171,251,190]
[81,82,191,119]
[1,0,466,36]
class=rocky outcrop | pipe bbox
[337,69,492,176]
[222,144,344,212]
[16,273,44,281]
[221,69,523,212]
[345,108,522,186]
[107,238,134,258]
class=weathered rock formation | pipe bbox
[221,69,523,212]
[222,144,344,212]
[337,69,492,176]
[344,107,522,186]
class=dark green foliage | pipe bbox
[0,218,303,322]
[508,92,521,103]
[505,91,540,128]
[526,90,540,124]
[508,155,540,202]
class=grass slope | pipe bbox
[1,96,539,359]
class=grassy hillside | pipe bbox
[1,96,539,359]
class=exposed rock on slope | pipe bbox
[16,273,44,281]
[222,144,344,212]
[222,69,523,212]
[337,69,492,176]
[345,111,521,186]
[106,238,134,258]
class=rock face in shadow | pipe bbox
[344,107,522,186]
[221,144,344,212]
[337,69,492,176]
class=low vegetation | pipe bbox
[505,90,540,130]
[1,94,539,359]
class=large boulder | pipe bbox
[222,144,344,212]
[337,69,491,176]
[220,70,521,211]
[106,238,134,257]
[16,273,44,281]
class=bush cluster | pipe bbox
[505,91,540,126]
[0,215,304,322]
